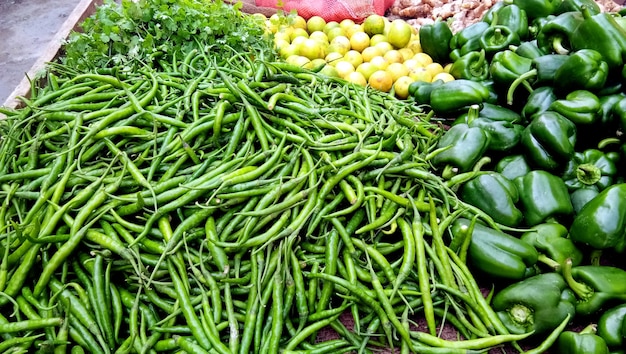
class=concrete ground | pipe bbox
[0,0,83,104]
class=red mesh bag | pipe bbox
[255,0,395,22]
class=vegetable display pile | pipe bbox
[1,0,626,353]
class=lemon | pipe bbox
[286,55,311,67]
[408,40,422,54]
[335,61,356,78]
[324,21,340,34]
[402,58,421,71]
[345,24,364,39]
[274,38,290,51]
[340,19,356,31]
[343,50,364,68]
[349,32,370,52]
[361,46,383,63]
[432,72,456,82]
[393,75,414,99]
[368,70,393,92]
[309,31,329,45]
[326,43,349,56]
[290,27,309,41]
[345,71,368,86]
[298,38,325,60]
[384,49,404,64]
[291,36,307,48]
[279,43,299,59]
[326,27,346,42]
[369,56,389,70]
[413,52,434,66]
[319,64,340,78]
[374,41,394,54]
[356,62,379,81]
[369,34,388,46]
[398,48,415,61]
[409,67,432,83]
[386,62,409,82]
[307,16,326,33]
[325,51,344,64]
[425,62,445,77]
[387,19,412,49]
[291,15,308,30]
[363,14,386,36]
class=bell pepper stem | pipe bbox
[562,258,594,300]
[445,156,492,188]
[537,254,561,272]
[552,36,570,55]
[579,323,598,335]
[576,163,602,185]
[590,249,602,266]
[507,69,537,105]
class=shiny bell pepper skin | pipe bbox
[520,222,583,270]
[432,123,489,172]
[569,183,626,253]
[492,272,576,335]
[449,50,489,81]
[612,97,626,132]
[549,90,601,125]
[563,261,626,316]
[599,93,625,127]
[408,79,444,105]
[479,25,521,55]
[457,102,522,123]
[557,326,610,354]
[449,21,490,58]
[428,79,491,116]
[571,9,626,69]
[513,40,546,59]
[515,170,574,226]
[510,0,561,20]
[496,154,531,181]
[570,186,599,214]
[597,303,626,348]
[536,11,584,55]
[493,4,530,40]
[489,50,533,87]
[453,104,522,151]
[556,0,601,15]
[459,172,523,227]
[418,20,453,64]
[450,218,538,281]
[522,86,557,120]
[531,53,569,85]
[481,1,507,23]
[521,111,577,170]
[554,49,609,92]
[562,149,618,192]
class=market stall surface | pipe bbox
[0,0,84,104]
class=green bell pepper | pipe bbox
[569,183,626,253]
[492,3,530,40]
[562,149,619,192]
[419,20,453,64]
[431,123,490,173]
[536,11,584,55]
[449,50,489,81]
[428,79,491,116]
[563,259,626,315]
[599,93,625,127]
[612,96,626,132]
[507,53,568,104]
[510,0,561,20]
[522,86,557,120]
[492,272,576,335]
[457,102,522,123]
[571,7,626,69]
[557,324,610,354]
[549,90,601,125]
[450,218,538,281]
[496,154,531,181]
[515,170,574,226]
[520,222,583,271]
[554,49,609,93]
[556,0,601,15]
[408,79,444,105]
[520,111,577,171]
[489,49,533,87]
[459,172,523,227]
[453,105,523,152]
[479,25,521,56]
[449,21,490,58]
[570,186,600,214]
[512,39,546,59]
[597,303,626,349]
[482,1,507,23]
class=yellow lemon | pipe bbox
[325,51,344,64]
[369,34,387,46]
[402,58,421,71]
[409,67,432,83]
[298,38,325,60]
[279,43,299,59]
[324,21,340,34]
[432,72,456,82]
[307,16,327,34]
[387,19,412,49]
[408,39,422,53]
[345,71,368,86]
[398,47,415,61]
[326,27,346,42]
[350,31,370,52]
[363,14,386,36]
[369,55,389,70]
[291,35,307,48]
[309,31,329,45]
[343,50,364,68]
[334,60,356,78]
[384,49,404,64]
[356,62,379,81]
[361,46,383,62]
[345,24,364,39]
[291,15,308,30]
[319,64,340,78]
[290,27,309,41]
[393,75,414,99]
[274,38,290,51]
[286,55,311,67]
[368,70,393,92]
[386,62,409,82]
[413,52,434,66]
[340,19,356,31]
[425,62,445,77]
[444,63,454,73]
[374,41,394,54]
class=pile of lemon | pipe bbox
[263,13,455,98]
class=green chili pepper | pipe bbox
[597,303,626,349]
[563,259,626,315]
[449,50,489,81]
[450,218,538,281]
[571,7,626,69]
[569,183,626,253]
[520,222,583,271]
[520,111,577,171]
[549,90,601,125]
[492,272,576,335]
[556,324,610,354]
[419,20,454,64]
[459,172,523,227]
[515,170,574,226]
[554,49,609,92]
